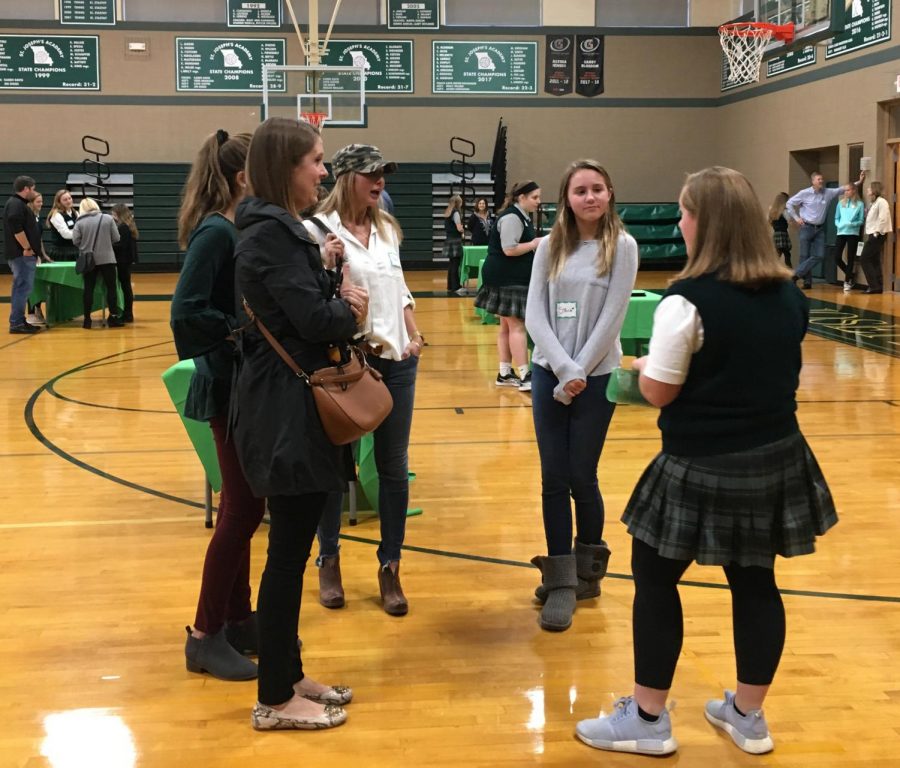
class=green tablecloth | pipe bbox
[161,359,419,516]
[161,359,222,492]
[30,262,125,325]
[620,290,661,355]
[461,245,487,286]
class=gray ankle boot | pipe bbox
[185,626,258,681]
[531,554,577,631]
[534,539,611,604]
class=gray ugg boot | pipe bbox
[534,539,611,604]
[531,554,578,631]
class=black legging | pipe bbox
[631,537,785,690]
[116,262,133,319]
[257,492,326,706]
[834,234,860,281]
[860,233,886,292]
[83,263,120,319]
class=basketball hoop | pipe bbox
[719,22,794,84]
[300,111,327,132]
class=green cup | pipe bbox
[606,367,650,406]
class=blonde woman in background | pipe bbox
[859,180,893,294]
[46,189,79,262]
[72,198,122,328]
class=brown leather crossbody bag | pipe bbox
[242,298,393,445]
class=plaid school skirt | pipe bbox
[621,432,837,568]
[473,284,528,320]
[773,231,792,253]
[442,239,462,262]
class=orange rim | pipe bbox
[719,21,794,44]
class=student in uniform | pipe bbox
[576,166,837,757]
[475,181,543,392]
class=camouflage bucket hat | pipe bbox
[331,144,398,178]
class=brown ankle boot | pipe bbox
[377,562,408,616]
[318,555,345,609]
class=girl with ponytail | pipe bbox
[170,129,265,682]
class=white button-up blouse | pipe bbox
[304,210,415,361]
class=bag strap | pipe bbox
[241,297,311,384]
[308,215,335,236]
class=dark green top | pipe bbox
[170,213,238,422]
[482,205,535,288]
[659,273,808,457]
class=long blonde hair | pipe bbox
[443,194,462,217]
[768,191,788,221]
[317,173,404,245]
[674,166,792,285]
[547,160,624,279]
[46,189,75,229]
[177,129,251,249]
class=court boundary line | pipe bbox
[21,342,900,607]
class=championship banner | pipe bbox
[544,34,573,96]
[575,34,604,97]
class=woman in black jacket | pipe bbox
[111,203,138,322]
[232,117,369,731]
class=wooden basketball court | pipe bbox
[1,271,898,767]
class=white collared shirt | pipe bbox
[304,211,414,360]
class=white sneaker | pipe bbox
[843,281,853,292]
[34,307,46,324]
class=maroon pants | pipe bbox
[193,414,267,634]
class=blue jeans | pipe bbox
[531,365,616,556]
[794,224,825,284]
[317,353,419,567]
[7,255,37,326]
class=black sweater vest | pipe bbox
[659,274,808,457]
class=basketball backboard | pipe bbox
[262,65,366,127]
[759,0,843,56]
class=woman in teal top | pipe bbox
[474,180,543,392]
[170,129,264,683]
[833,183,864,290]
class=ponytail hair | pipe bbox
[500,180,538,210]
[177,129,251,249]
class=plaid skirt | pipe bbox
[773,231,792,253]
[474,284,528,319]
[621,432,837,568]
[442,239,462,261]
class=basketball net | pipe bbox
[719,22,793,84]
[300,112,328,132]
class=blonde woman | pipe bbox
[833,184,864,291]
[859,180,892,294]
[72,198,121,328]
[576,167,837,757]
[525,160,638,632]
[46,188,79,262]
[443,194,464,293]
[304,143,422,617]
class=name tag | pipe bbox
[556,301,577,319]
[388,250,402,268]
